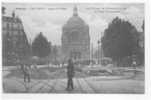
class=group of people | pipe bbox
[19,58,75,91]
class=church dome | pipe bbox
[63,6,87,28]
[67,16,85,25]
[61,6,90,60]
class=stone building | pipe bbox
[62,6,90,60]
[2,10,30,65]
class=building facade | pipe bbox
[2,11,30,65]
[62,6,90,60]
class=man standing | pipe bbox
[66,58,75,91]
[132,55,137,77]
[22,64,31,83]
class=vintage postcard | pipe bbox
[2,2,145,94]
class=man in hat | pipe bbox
[66,58,75,90]
[21,63,31,83]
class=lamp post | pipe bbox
[90,43,93,66]
[91,43,93,61]
[97,32,103,65]
[97,40,101,64]
[29,38,32,57]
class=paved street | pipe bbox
[3,76,144,93]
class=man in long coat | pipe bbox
[66,58,75,90]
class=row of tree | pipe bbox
[101,17,144,66]
[31,32,59,64]
[33,17,144,66]
[32,32,51,58]
[3,30,58,65]
[3,16,144,66]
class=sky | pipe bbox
[2,3,144,48]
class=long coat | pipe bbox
[67,61,74,78]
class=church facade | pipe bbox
[61,6,90,60]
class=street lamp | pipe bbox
[97,32,103,65]
[97,40,101,64]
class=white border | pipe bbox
[0,0,150,100]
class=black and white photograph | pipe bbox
[2,2,145,94]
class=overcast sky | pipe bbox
[3,3,144,48]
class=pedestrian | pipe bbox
[132,55,137,68]
[132,60,137,68]
[23,64,31,83]
[33,63,38,71]
[20,63,27,82]
[20,63,24,73]
[66,58,75,91]
[132,60,137,76]
[132,55,137,77]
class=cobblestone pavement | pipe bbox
[3,76,144,93]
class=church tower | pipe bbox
[62,6,90,61]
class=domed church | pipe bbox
[61,6,90,60]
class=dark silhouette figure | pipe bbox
[66,59,75,90]
[132,60,137,76]
[21,64,31,83]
